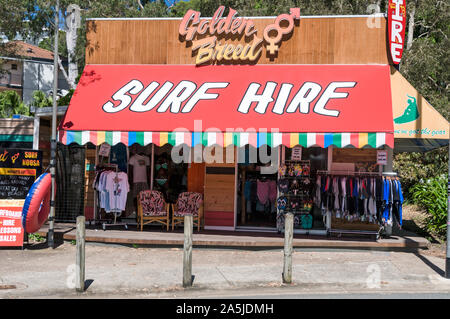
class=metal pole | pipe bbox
[48,0,59,249]
[446,144,450,278]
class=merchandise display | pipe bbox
[314,172,403,227]
[276,160,313,232]
[93,166,130,213]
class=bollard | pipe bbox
[282,212,294,284]
[183,214,193,287]
[76,215,85,292]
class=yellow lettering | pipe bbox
[222,44,235,60]
[192,36,216,65]
[232,44,244,60]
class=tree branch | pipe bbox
[57,56,76,90]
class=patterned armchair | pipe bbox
[137,190,170,231]
[171,192,203,231]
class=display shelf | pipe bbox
[278,175,310,179]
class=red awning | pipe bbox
[59,64,394,148]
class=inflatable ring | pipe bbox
[22,173,53,233]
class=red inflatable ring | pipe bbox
[22,173,53,233]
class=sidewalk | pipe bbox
[1,241,449,298]
[34,222,430,250]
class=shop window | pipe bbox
[153,144,188,204]
[285,146,328,173]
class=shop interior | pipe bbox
[87,141,396,238]
[237,145,278,229]
[236,145,329,233]
[93,143,188,227]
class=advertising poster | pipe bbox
[0,149,43,200]
[0,199,24,247]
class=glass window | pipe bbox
[285,146,328,174]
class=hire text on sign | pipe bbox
[179,6,301,65]
[388,0,407,64]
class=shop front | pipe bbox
[56,7,447,238]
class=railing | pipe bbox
[0,73,22,86]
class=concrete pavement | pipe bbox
[0,242,449,298]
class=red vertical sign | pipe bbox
[388,0,407,65]
[0,200,24,247]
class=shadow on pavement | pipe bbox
[85,279,94,291]
[414,252,445,277]
[26,227,75,250]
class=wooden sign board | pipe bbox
[0,149,42,200]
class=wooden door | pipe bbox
[203,147,236,229]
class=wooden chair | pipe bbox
[171,192,203,231]
[137,190,170,231]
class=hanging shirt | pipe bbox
[107,172,129,211]
[257,180,270,205]
[98,171,111,211]
[129,154,150,184]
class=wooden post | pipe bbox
[282,212,294,284]
[76,216,85,292]
[241,169,246,225]
[183,214,193,287]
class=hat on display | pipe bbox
[277,178,289,193]
[277,196,288,211]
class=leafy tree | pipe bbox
[0,90,29,117]
[57,88,74,106]
[30,90,53,108]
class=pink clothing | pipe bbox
[257,180,277,205]
[268,180,277,202]
[257,180,269,205]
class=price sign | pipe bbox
[291,146,302,160]
[0,199,24,247]
[98,143,111,157]
[377,150,388,165]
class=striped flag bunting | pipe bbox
[58,131,394,148]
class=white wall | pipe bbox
[22,60,69,105]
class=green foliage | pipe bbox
[31,90,53,108]
[169,0,389,17]
[28,233,45,242]
[0,90,29,117]
[57,89,74,106]
[401,0,449,121]
[410,175,448,239]
[394,147,449,198]
[38,30,69,60]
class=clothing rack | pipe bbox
[93,163,128,230]
[92,164,118,225]
[245,172,277,180]
[316,170,382,176]
[382,172,398,177]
